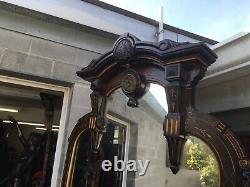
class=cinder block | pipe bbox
[51,61,83,83]
[128,127,138,147]
[137,146,146,156]
[74,48,100,66]
[0,28,31,52]
[128,144,137,155]
[71,83,92,109]
[126,179,135,187]
[30,38,76,64]
[134,179,146,187]
[0,49,52,78]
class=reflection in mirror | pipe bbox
[99,117,127,186]
[166,136,220,187]
[102,84,220,187]
[71,129,91,187]
[104,83,169,187]
[181,136,220,187]
[70,84,220,187]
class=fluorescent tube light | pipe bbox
[19,121,45,127]
[36,127,59,132]
[0,107,18,113]
[3,120,45,127]
[3,120,59,128]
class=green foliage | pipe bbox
[184,137,219,187]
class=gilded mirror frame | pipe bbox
[61,33,250,187]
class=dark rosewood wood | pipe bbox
[186,110,250,187]
[61,33,250,187]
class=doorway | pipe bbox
[0,76,70,187]
[99,114,129,187]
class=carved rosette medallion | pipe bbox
[121,69,147,107]
[239,159,250,170]
[121,72,139,95]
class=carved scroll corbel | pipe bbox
[164,89,187,174]
[164,62,210,174]
[164,64,187,174]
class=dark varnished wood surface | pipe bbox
[61,33,249,187]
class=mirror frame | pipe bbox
[61,33,250,187]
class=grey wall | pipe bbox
[212,108,250,133]
[106,89,204,187]
[194,33,250,143]
[0,27,104,83]
[105,89,168,187]
[196,74,250,113]
[196,33,250,113]
[1,0,205,43]
[0,9,112,186]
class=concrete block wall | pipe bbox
[0,28,102,83]
[0,8,114,54]
[0,12,113,185]
[106,89,204,186]
[196,33,250,114]
[196,74,250,113]
[106,89,169,187]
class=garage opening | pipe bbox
[0,82,64,187]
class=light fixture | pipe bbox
[0,107,18,113]
[36,127,59,132]
[3,120,45,127]
[3,120,59,128]
[19,121,45,127]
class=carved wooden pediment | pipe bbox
[77,33,217,83]
[61,33,250,187]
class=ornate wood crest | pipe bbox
[61,33,250,187]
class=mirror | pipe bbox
[182,136,220,187]
[164,136,220,187]
[71,129,91,186]
[102,83,169,186]
[62,84,221,187]
[99,84,220,187]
